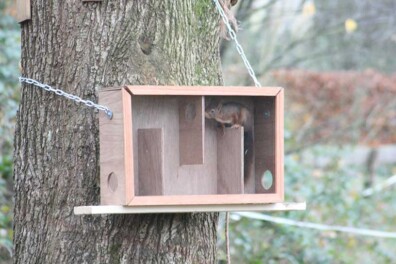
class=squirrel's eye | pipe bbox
[210,109,215,114]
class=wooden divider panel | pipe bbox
[254,97,276,193]
[217,127,244,194]
[138,129,164,196]
[179,96,204,165]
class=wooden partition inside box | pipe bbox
[99,86,284,207]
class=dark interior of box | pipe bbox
[131,95,276,196]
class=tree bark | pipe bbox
[14,1,222,263]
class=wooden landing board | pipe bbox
[217,127,244,194]
[179,96,204,165]
[74,202,306,215]
[138,129,164,195]
[16,0,31,23]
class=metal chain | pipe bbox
[213,0,262,87]
[18,1,256,120]
[19,77,113,119]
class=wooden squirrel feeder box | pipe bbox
[75,85,306,214]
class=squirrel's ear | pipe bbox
[216,99,224,109]
[205,97,218,108]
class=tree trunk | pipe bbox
[14,1,222,263]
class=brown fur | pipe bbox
[205,101,252,130]
[219,0,239,39]
[205,101,254,186]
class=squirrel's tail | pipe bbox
[244,130,255,193]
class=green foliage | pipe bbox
[221,143,396,263]
[0,1,20,260]
[0,174,12,259]
[0,154,13,260]
[218,1,396,261]
[0,2,20,153]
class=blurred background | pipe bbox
[1,0,395,263]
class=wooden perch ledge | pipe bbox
[74,202,306,215]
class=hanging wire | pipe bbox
[236,212,396,239]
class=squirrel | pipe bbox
[205,101,253,132]
[205,100,254,187]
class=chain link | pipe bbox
[213,0,262,87]
[19,77,113,119]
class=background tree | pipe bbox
[13,1,221,263]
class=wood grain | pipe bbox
[74,202,307,214]
[126,85,281,96]
[99,89,126,205]
[217,127,244,194]
[122,88,134,204]
[132,95,217,196]
[99,88,134,205]
[15,1,225,263]
[16,0,31,23]
[138,129,164,196]
[254,97,276,194]
[275,89,285,200]
[179,96,204,165]
[128,193,284,206]
[99,87,284,205]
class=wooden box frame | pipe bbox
[99,86,284,207]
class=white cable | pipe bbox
[235,212,396,238]
[362,174,396,197]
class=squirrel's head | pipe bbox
[205,98,222,119]
[205,106,220,119]
[205,103,222,119]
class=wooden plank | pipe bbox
[128,193,284,206]
[244,116,255,194]
[275,89,285,200]
[74,202,306,215]
[179,96,204,165]
[244,140,256,194]
[217,127,244,194]
[99,89,128,205]
[126,85,281,96]
[98,88,133,205]
[16,0,31,23]
[132,96,217,196]
[122,88,134,204]
[137,129,164,196]
[254,97,276,194]
[132,96,177,195]
[175,120,218,194]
